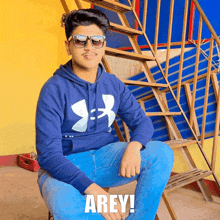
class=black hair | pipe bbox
[61,9,110,40]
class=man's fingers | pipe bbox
[122,215,127,220]
[114,212,122,220]
[119,167,126,177]
[130,167,136,177]
[102,213,112,220]
[135,165,140,175]
[120,163,141,178]
[125,167,131,178]
[120,164,140,178]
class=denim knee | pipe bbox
[156,141,174,163]
[141,141,174,169]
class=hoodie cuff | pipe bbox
[74,175,95,195]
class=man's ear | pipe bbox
[65,41,71,56]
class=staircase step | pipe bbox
[146,112,182,116]
[105,47,155,61]
[122,79,168,87]
[110,22,143,35]
[82,0,131,13]
[165,139,198,149]
[165,169,212,192]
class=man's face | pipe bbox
[65,24,106,71]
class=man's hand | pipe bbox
[119,141,142,178]
[84,183,126,220]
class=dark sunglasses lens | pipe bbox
[74,36,87,47]
[91,36,105,48]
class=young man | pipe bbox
[36,9,174,220]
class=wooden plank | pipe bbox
[168,170,202,185]
[146,112,181,116]
[190,15,203,126]
[165,140,197,149]
[113,120,125,142]
[154,0,161,54]
[192,0,220,48]
[177,0,189,102]
[196,178,214,202]
[81,0,132,13]
[201,37,214,147]
[132,0,136,10]
[101,56,112,73]
[75,0,84,10]
[184,83,200,137]
[122,121,130,142]
[164,0,174,79]
[162,192,178,220]
[211,73,219,100]
[211,83,220,172]
[122,79,168,87]
[166,170,212,192]
[142,0,148,33]
[168,169,197,182]
[110,22,142,35]
[60,0,70,13]
[162,92,175,140]
[197,131,220,139]
[105,47,155,61]
[139,100,146,111]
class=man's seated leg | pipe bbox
[38,169,104,220]
[93,141,174,220]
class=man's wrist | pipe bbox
[127,141,143,150]
[84,183,108,196]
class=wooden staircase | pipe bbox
[60,0,220,219]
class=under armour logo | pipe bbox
[71,94,115,132]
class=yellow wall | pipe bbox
[0,0,90,156]
[172,136,220,181]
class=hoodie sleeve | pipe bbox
[36,80,94,195]
[116,77,154,147]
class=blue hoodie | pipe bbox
[36,60,154,194]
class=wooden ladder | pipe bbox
[60,0,220,219]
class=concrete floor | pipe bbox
[1,166,220,220]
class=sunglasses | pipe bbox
[68,35,106,48]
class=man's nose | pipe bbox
[84,39,93,50]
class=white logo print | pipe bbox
[71,94,115,132]
[71,99,88,132]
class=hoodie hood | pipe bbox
[53,60,104,88]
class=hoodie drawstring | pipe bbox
[87,83,91,132]
[95,84,99,130]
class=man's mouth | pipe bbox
[83,53,96,59]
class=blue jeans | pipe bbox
[37,141,174,220]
